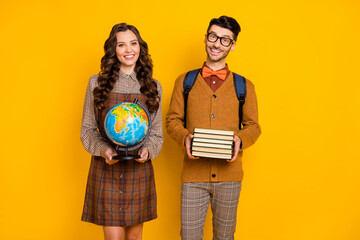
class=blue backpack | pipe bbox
[183,69,246,129]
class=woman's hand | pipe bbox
[136,147,149,163]
[104,148,119,165]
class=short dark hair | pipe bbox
[207,16,241,41]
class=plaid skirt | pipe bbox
[81,156,157,226]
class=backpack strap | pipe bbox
[183,69,200,128]
[233,73,246,129]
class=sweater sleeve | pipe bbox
[143,80,164,159]
[80,75,113,158]
[236,79,261,150]
[165,73,191,149]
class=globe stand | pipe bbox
[112,147,140,161]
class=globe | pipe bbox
[104,102,150,148]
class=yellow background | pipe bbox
[1,0,360,239]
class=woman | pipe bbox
[80,23,163,240]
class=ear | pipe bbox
[230,42,236,51]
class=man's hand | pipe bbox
[227,135,241,163]
[185,134,199,159]
[136,147,149,163]
[104,147,119,165]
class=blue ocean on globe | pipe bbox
[104,103,149,147]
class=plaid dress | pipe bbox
[81,85,158,226]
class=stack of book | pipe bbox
[191,128,234,160]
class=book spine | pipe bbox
[193,133,234,141]
[192,146,232,154]
[194,128,234,136]
[192,151,232,160]
[193,138,233,145]
[192,142,232,149]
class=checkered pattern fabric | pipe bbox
[81,156,157,226]
[181,182,242,240]
[81,72,163,159]
[81,72,162,226]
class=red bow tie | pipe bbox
[202,66,227,80]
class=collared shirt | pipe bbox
[81,70,163,159]
[201,63,230,92]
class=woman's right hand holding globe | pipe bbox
[104,147,119,165]
[136,147,149,163]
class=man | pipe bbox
[166,16,261,240]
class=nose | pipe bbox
[125,44,131,52]
[213,38,221,48]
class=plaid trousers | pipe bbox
[181,182,242,240]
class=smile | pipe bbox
[209,47,222,54]
[124,54,135,59]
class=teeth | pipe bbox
[211,48,221,53]
[124,55,134,59]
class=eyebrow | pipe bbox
[209,31,231,38]
[117,39,138,44]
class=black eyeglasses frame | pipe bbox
[206,32,235,47]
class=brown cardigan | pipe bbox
[166,71,261,182]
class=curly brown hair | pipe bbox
[93,23,160,113]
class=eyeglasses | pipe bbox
[207,32,235,47]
